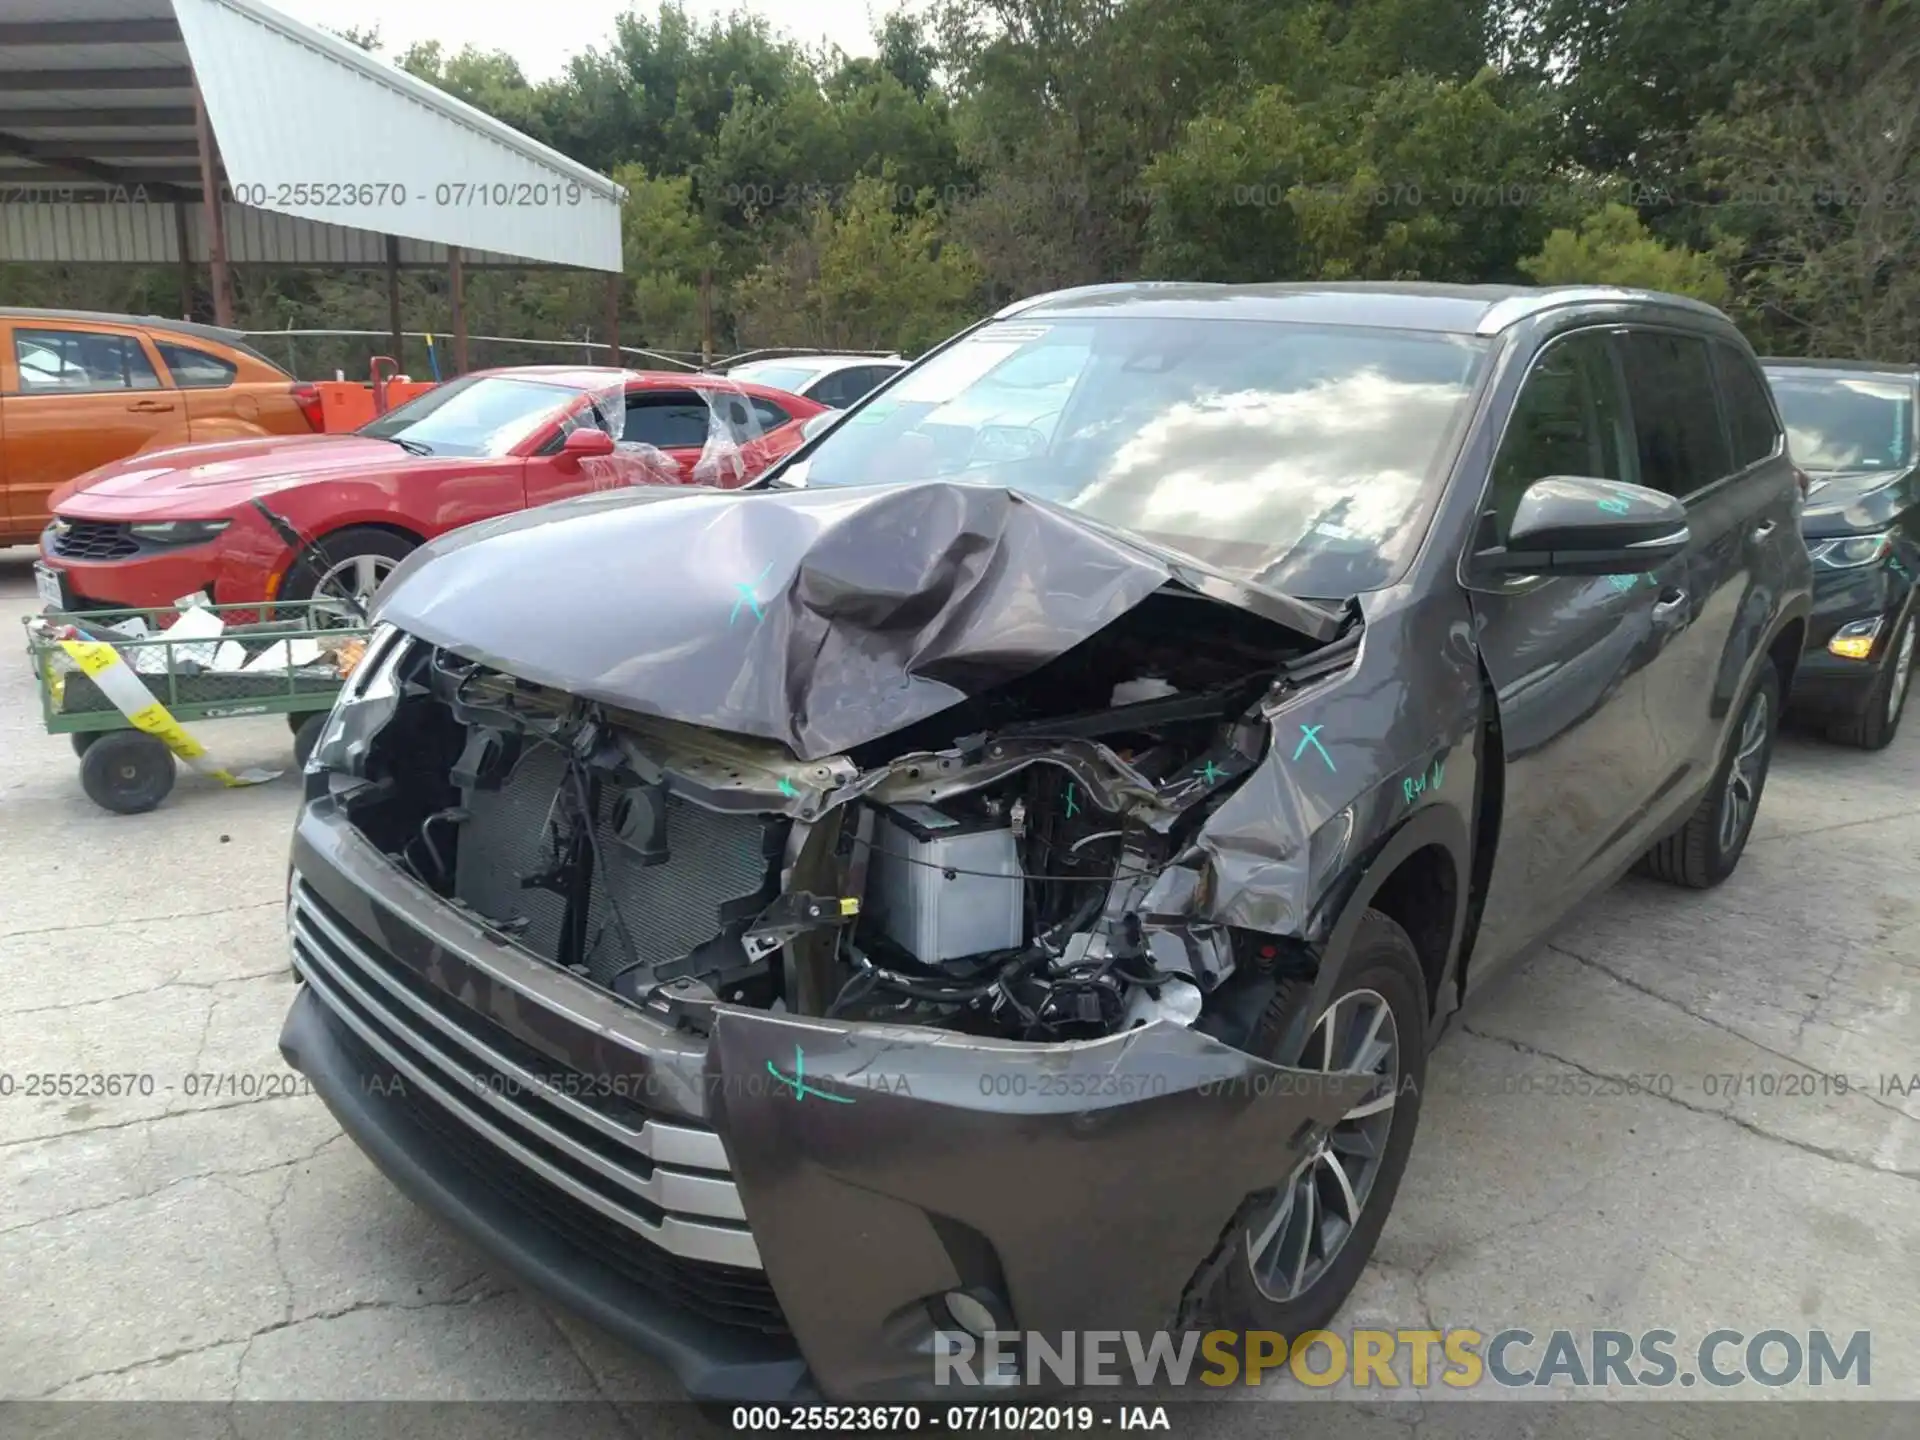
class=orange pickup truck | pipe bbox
[0,307,324,547]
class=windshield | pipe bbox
[729,362,824,393]
[359,375,576,457]
[1766,372,1915,473]
[780,317,1489,597]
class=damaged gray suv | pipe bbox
[279,282,1812,1402]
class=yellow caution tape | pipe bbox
[58,638,281,787]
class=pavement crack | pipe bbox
[0,1132,343,1238]
[2,968,291,1016]
[1544,941,1920,1129]
[0,900,281,944]
[0,1090,307,1152]
[1460,1023,1920,1186]
[44,1288,517,1399]
[1750,803,1920,844]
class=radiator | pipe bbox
[452,736,779,986]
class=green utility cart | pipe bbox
[24,600,372,814]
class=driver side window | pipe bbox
[1485,333,1635,544]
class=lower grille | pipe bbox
[52,521,137,560]
[289,877,785,1333]
[318,998,790,1336]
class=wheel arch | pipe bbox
[310,518,427,549]
[1265,804,1473,1067]
[1768,614,1807,695]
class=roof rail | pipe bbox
[1473,287,1730,335]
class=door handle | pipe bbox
[128,399,176,413]
[1751,519,1776,539]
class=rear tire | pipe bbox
[80,731,176,814]
[1639,662,1779,888]
[1182,910,1427,1340]
[278,526,415,624]
[1825,610,1913,751]
[69,731,101,758]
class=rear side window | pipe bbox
[625,392,715,449]
[14,327,161,393]
[1616,331,1735,496]
[1711,343,1782,469]
[155,341,238,389]
[748,396,789,430]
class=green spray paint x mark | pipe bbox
[1597,497,1632,515]
[1293,724,1335,772]
[767,1046,855,1104]
[778,777,798,798]
[729,561,776,625]
[1064,783,1080,818]
[1201,760,1222,783]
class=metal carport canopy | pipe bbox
[0,0,624,272]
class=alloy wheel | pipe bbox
[312,553,397,626]
[1718,687,1771,854]
[1245,988,1400,1302]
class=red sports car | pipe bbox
[33,366,824,615]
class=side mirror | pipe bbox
[562,427,616,460]
[800,409,841,442]
[1478,476,1689,576]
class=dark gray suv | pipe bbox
[279,283,1812,1403]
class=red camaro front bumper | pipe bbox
[37,512,289,612]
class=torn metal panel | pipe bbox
[705,1005,1378,1400]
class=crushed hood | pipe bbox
[375,480,1342,760]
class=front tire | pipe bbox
[1826,610,1914,751]
[1640,661,1779,888]
[1186,910,1428,1339]
[278,526,415,625]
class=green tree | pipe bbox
[732,176,982,352]
[397,42,548,138]
[1141,67,1571,283]
[1693,4,1920,357]
[1519,202,1733,303]
[616,164,717,350]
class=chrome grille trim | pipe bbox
[289,883,760,1270]
[292,885,727,1172]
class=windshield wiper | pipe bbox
[379,435,433,457]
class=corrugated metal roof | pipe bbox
[0,200,548,267]
[0,0,624,271]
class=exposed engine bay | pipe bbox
[325,590,1353,1042]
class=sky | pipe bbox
[269,0,890,79]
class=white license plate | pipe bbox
[33,564,65,611]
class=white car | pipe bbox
[725,354,906,410]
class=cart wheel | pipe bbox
[286,711,310,737]
[80,732,177,814]
[292,713,327,771]
[69,731,102,758]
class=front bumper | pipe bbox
[38,515,284,611]
[281,796,1366,1402]
[1789,563,1906,714]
